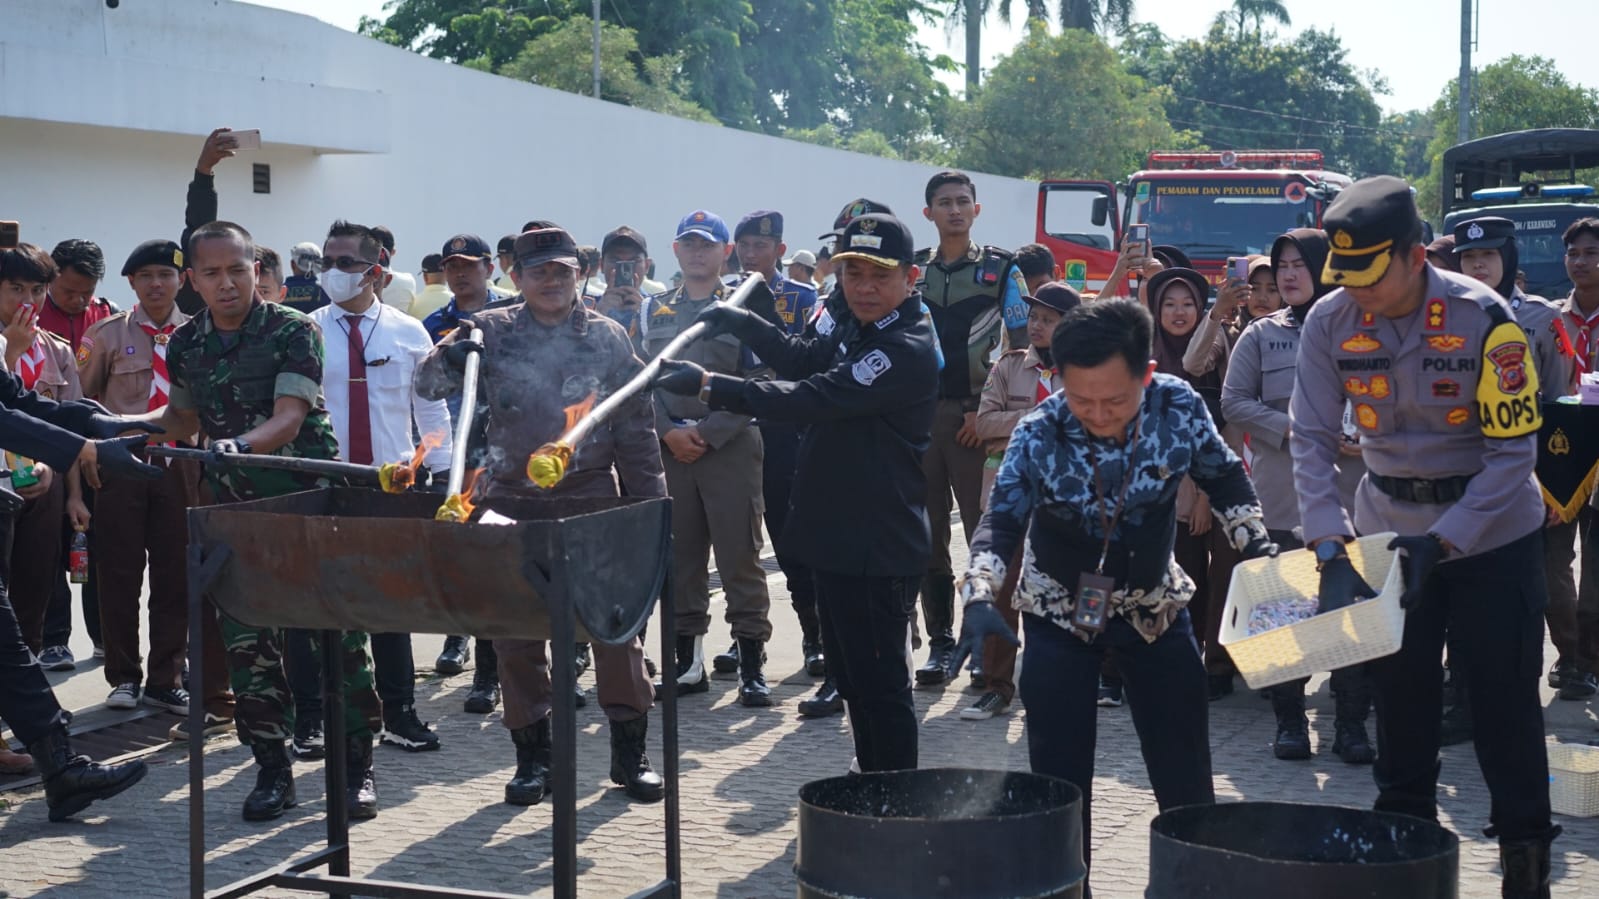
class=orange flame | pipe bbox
[563,392,597,434]
[380,432,448,494]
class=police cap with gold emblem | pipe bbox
[734,210,784,243]
[121,239,184,276]
[1321,175,1422,288]
[513,227,580,270]
[819,198,894,240]
[829,213,915,269]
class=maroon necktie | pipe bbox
[345,315,373,465]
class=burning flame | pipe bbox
[379,432,447,494]
[435,467,485,523]
[526,442,573,489]
[563,392,597,432]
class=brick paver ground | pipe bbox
[3,535,1598,897]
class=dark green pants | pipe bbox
[222,615,381,746]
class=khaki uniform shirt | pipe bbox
[639,285,762,449]
[1223,308,1364,533]
[1291,266,1543,557]
[78,305,192,415]
[976,346,1059,510]
[16,332,81,404]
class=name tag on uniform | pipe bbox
[1072,572,1114,634]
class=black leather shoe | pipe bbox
[435,635,470,675]
[27,725,148,822]
[712,640,740,674]
[241,740,296,822]
[1207,674,1235,701]
[802,639,826,678]
[609,716,664,803]
[798,680,843,718]
[1270,687,1312,760]
[505,719,552,806]
[346,737,377,820]
[916,644,953,686]
[736,637,773,707]
[291,718,325,760]
[574,642,592,677]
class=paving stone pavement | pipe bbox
[4,537,1599,897]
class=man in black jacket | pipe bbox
[657,213,939,772]
[0,249,165,817]
[174,128,233,316]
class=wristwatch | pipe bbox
[234,438,254,455]
[1314,539,1347,570]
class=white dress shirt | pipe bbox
[311,300,453,470]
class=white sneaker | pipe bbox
[105,683,141,709]
[960,691,1011,721]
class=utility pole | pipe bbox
[591,0,601,99]
[1457,0,1472,143]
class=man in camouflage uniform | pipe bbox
[142,221,383,823]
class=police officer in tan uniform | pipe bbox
[641,210,773,707]
[1290,176,1559,899]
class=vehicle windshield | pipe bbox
[1128,178,1319,260]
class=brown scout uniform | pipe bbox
[9,333,80,651]
[78,306,210,698]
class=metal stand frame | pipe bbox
[185,519,681,898]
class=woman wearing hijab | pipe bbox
[1146,268,1234,693]
[1220,229,1375,763]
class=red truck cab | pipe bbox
[1038,150,1351,295]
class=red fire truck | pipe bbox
[1035,150,1353,294]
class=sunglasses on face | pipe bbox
[319,256,377,273]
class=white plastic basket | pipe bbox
[1549,743,1599,818]
[1218,532,1404,690]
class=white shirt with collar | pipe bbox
[310,299,453,471]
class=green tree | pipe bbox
[1152,24,1399,177]
[359,1,564,72]
[1059,0,1135,33]
[1213,0,1290,38]
[1412,55,1599,219]
[830,0,957,159]
[497,18,717,123]
[952,22,1183,180]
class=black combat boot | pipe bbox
[346,736,377,820]
[464,639,500,714]
[1330,669,1376,765]
[654,634,707,697]
[796,601,826,677]
[505,718,552,806]
[1499,827,1560,899]
[1269,684,1312,760]
[26,724,147,822]
[915,574,956,686]
[609,715,665,803]
[736,637,772,707]
[798,679,843,718]
[242,740,297,822]
[712,640,740,674]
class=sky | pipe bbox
[246,0,1599,116]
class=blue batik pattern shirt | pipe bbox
[961,373,1267,642]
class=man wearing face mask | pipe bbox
[293,222,453,757]
[1221,229,1374,763]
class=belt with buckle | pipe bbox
[1368,472,1478,505]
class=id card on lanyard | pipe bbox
[1073,414,1143,634]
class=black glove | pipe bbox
[95,434,163,482]
[210,437,251,459]
[1316,555,1378,614]
[443,335,483,373]
[1388,534,1444,611]
[85,413,163,441]
[1241,534,1280,560]
[946,601,1019,680]
[741,277,782,328]
[653,359,706,396]
[693,303,765,341]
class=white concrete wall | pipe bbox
[0,0,1039,304]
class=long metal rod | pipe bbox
[445,327,484,500]
[563,273,765,451]
[149,446,383,485]
[551,568,578,899]
[188,539,232,899]
[660,557,681,898]
[322,628,350,880]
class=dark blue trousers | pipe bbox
[1019,609,1214,881]
[0,514,68,746]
